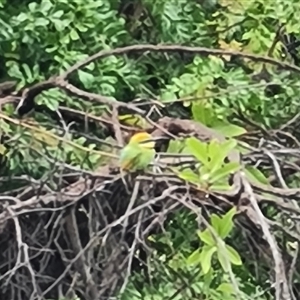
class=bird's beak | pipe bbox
[139,136,169,145]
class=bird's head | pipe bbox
[129,132,155,149]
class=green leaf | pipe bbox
[197,229,215,246]
[7,61,23,80]
[220,139,238,154]
[35,18,50,27]
[160,91,177,102]
[16,12,28,22]
[167,139,185,153]
[70,29,80,41]
[218,207,236,239]
[217,282,235,295]
[177,169,200,185]
[203,267,214,287]
[51,10,64,19]
[88,153,101,165]
[217,247,229,272]
[45,99,59,111]
[208,139,221,164]
[245,166,269,185]
[40,0,53,13]
[22,64,33,82]
[200,245,217,274]
[78,70,94,89]
[54,19,69,31]
[210,214,222,235]
[209,184,232,191]
[198,165,212,185]
[192,102,214,126]
[209,162,240,183]
[208,139,238,173]
[213,123,247,137]
[187,249,202,265]
[28,2,37,12]
[75,23,88,33]
[186,137,208,165]
[226,244,242,265]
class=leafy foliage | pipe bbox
[176,137,240,191]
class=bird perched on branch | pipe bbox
[119,131,156,171]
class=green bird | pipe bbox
[119,132,156,171]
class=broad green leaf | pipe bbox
[22,64,33,82]
[210,214,222,235]
[177,169,200,185]
[199,164,210,178]
[226,244,242,265]
[197,229,215,246]
[208,139,238,173]
[209,55,225,70]
[208,139,221,163]
[47,101,60,112]
[187,249,202,265]
[51,10,64,18]
[192,102,214,126]
[181,145,193,155]
[220,139,237,154]
[203,267,214,287]
[160,91,177,102]
[7,61,23,79]
[70,29,80,40]
[88,153,101,165]
[218,207,237,239]
[200,245,217,274]
[76,137,87,144]
[245,166,269,185]
[28,2,37,11]
[209,162,240,183]
[78,70,94,89]
[209,184,232,191]
[186,137,208,165]
[16,12,28,22]
[217,247,229,272]
[75,23,88,33]
[213,123,247,137]
[35,17,50,27]
[167,139,185,153]
[217,282,235,295]
[40,0,53,13]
